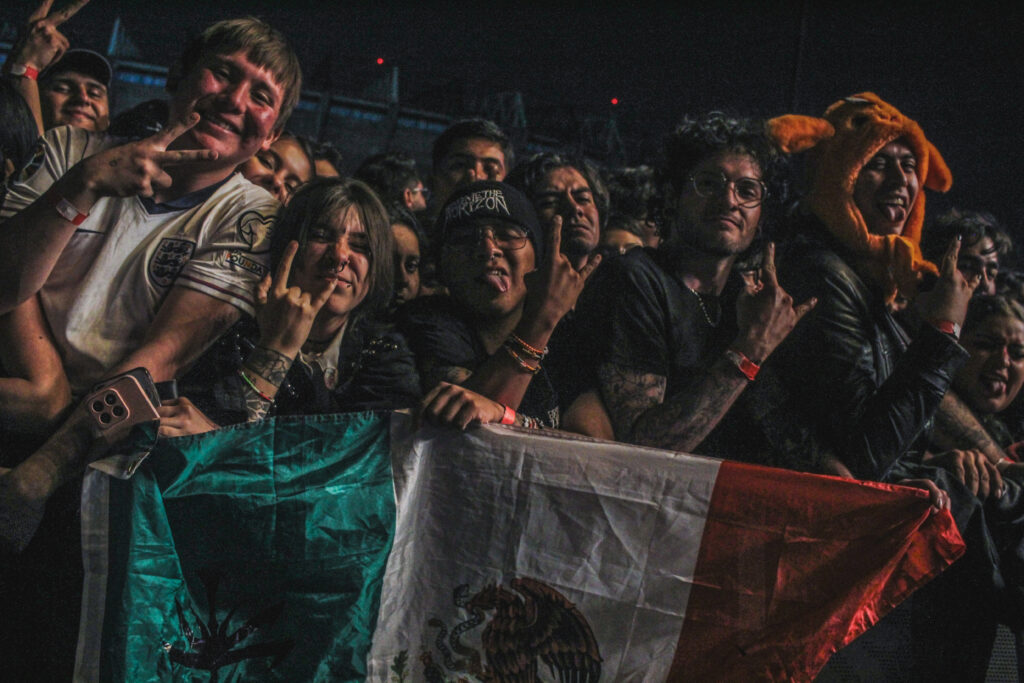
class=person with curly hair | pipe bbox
[568,112,814,448]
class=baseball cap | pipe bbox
[41,49,113,88]
[436,180,544,260]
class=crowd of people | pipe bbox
[2,4,1024,681]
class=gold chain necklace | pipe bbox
[683,284,721,327]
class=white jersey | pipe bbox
[1,126,279,394]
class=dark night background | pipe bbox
[4,0,1024,243]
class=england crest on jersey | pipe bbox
[149,238,196,288]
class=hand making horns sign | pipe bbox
[914,236,981,331]
[254,240,338,360]
[76,112,219,199]
[7,0,93,76]
[733,241,817,363]
[522,215,602,328]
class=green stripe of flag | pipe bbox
[88,412,396,683]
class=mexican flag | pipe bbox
[76,412,963,682]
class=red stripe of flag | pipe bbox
[668,460,965,682]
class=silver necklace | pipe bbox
[683,284,720,327]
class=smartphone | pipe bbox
[86,368,161,443]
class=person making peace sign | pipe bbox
[1,0,107,135]
[0,17,302,419]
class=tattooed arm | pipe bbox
[929,390,1009,465]
[153,331,292,433]
[243,345,293,388]
[595,245,812,452]
[598,358,751,452]
[915,390,1007,501]
[209,344,290,423]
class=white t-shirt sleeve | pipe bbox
[1,126,107,222]
[174,182,279,317]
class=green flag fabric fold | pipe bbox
[78,412,395,682]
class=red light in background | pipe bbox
[376,57,385,65]
[611,97,619,105]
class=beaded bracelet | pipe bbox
[507,333,548,361]
[238,369,274,403]
[502,344,542,375]
[520,415,542,429]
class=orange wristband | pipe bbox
[724,349,760,381]
[500,405,516,425]
[929,319,961,339]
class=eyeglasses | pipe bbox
[688,171,767,209]
[411,187,431,202]
[446,224,530,250]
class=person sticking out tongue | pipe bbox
[399,180,600,430]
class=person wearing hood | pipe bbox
[758,93,1024,681]
[754,93,983,478]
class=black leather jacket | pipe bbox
[755,221,968,480]
[179,316,422,425]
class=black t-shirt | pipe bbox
[569,247,792,462]
[398,295,561,428]
[575,247,739,400]
[544,272,604,413]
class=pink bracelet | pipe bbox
[500,405,516,425]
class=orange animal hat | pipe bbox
[767,93,952,302]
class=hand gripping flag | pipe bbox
[77,412,963,682]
